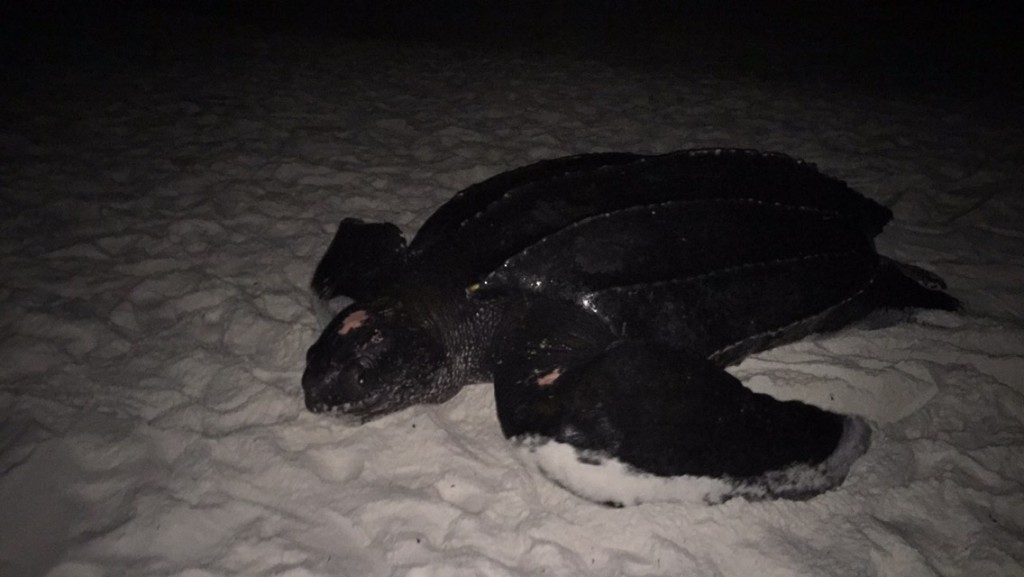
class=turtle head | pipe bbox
[302,301,451,420]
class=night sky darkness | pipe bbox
[4,0,1021,102]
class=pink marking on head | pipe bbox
[537,367,562,387]
[339,309,370,335]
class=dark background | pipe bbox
[3,1,1021,99]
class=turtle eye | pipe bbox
[354,330,388,370]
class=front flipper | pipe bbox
[494,338,870,505]
[311,218,407,303]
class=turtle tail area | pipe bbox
[868,257,961,313]
[801,257,960,337]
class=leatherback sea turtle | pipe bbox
[302,149,958,505]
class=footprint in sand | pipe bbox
[433,472,493,514]
[303,446,365,483]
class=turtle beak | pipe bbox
[302,330,380,415]
[302,362,368,414]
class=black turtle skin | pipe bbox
[302,149,959,503]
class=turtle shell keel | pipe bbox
[302,149,959,504]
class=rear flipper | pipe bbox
[310,218,407,322]
[873,257,959,311]
[844,257,961,332]
[494,338,870,506]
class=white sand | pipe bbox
[2,26,1022,577]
